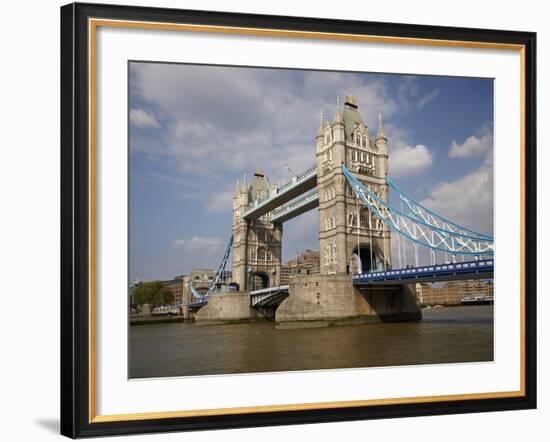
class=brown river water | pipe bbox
[129,305,493,378]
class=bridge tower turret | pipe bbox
[231,168,283,291]
[316,110,324,153]
[375,112,388,178]
[317,95,391,276]
[231,176,251,290]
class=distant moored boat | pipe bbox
[461,295,494,306]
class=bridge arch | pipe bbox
[351,244,378,274]
[249,271,270,291]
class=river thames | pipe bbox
[129,305,493,378]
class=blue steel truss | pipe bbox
[342,165,494,256]
[386,176,492,240]
[188,235,233,305]
[208,235,233,293]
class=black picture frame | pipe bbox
[60,2,537,438]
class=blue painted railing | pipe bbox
[353,259,494,285]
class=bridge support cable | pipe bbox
[399,199,408,266]
[208,235,233,293]
[413,223,419,267]
[342,165,494,257]
[430,228,436,265]
[386,176,492,241]
[187,235,234,305]
[369,204,374,271]
[356,193,362,273]
[383,229,387,271]
[397,216,402,269]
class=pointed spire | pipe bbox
[317,110,324,135]
[254,166,264,177]
[377,112,386,139]
[335,96,342,123]
[235,179,240,194]
[242,173,248,191]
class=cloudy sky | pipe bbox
[129,62,493,281]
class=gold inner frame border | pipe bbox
[87,17,527,424]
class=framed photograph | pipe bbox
[60,2,537,438]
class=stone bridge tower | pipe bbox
[316,95,391,276]
[277,95,421,327]
[231,167,283,291]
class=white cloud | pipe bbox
[418,123,495,236]
[203,190,235,213]
[130,108,160,128]
[449,123,493,158]
[172,236,225,254]
[389,142,434,177]
[421,164,493,235]
[417,88,439,109]
[130,63,419,185]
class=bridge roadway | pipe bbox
[190,260,493,311]
[243,166,317,220]
[352,259,494,286]
[250,285,290,307]
[189,286,291,311]
[188,297,208,310]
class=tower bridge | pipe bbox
[185,95,494,327]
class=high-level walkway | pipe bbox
[243,166,317,220]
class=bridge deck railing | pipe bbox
[250,285,290,307]
[353,259,494,284]
[277,166,317,194]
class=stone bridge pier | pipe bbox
[194,291,273,325]
[275,274,420,328]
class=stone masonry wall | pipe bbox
[276,274,421,328]
[194,292,266,325]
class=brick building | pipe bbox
[416,279,494,306]
[280,249,321,285]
